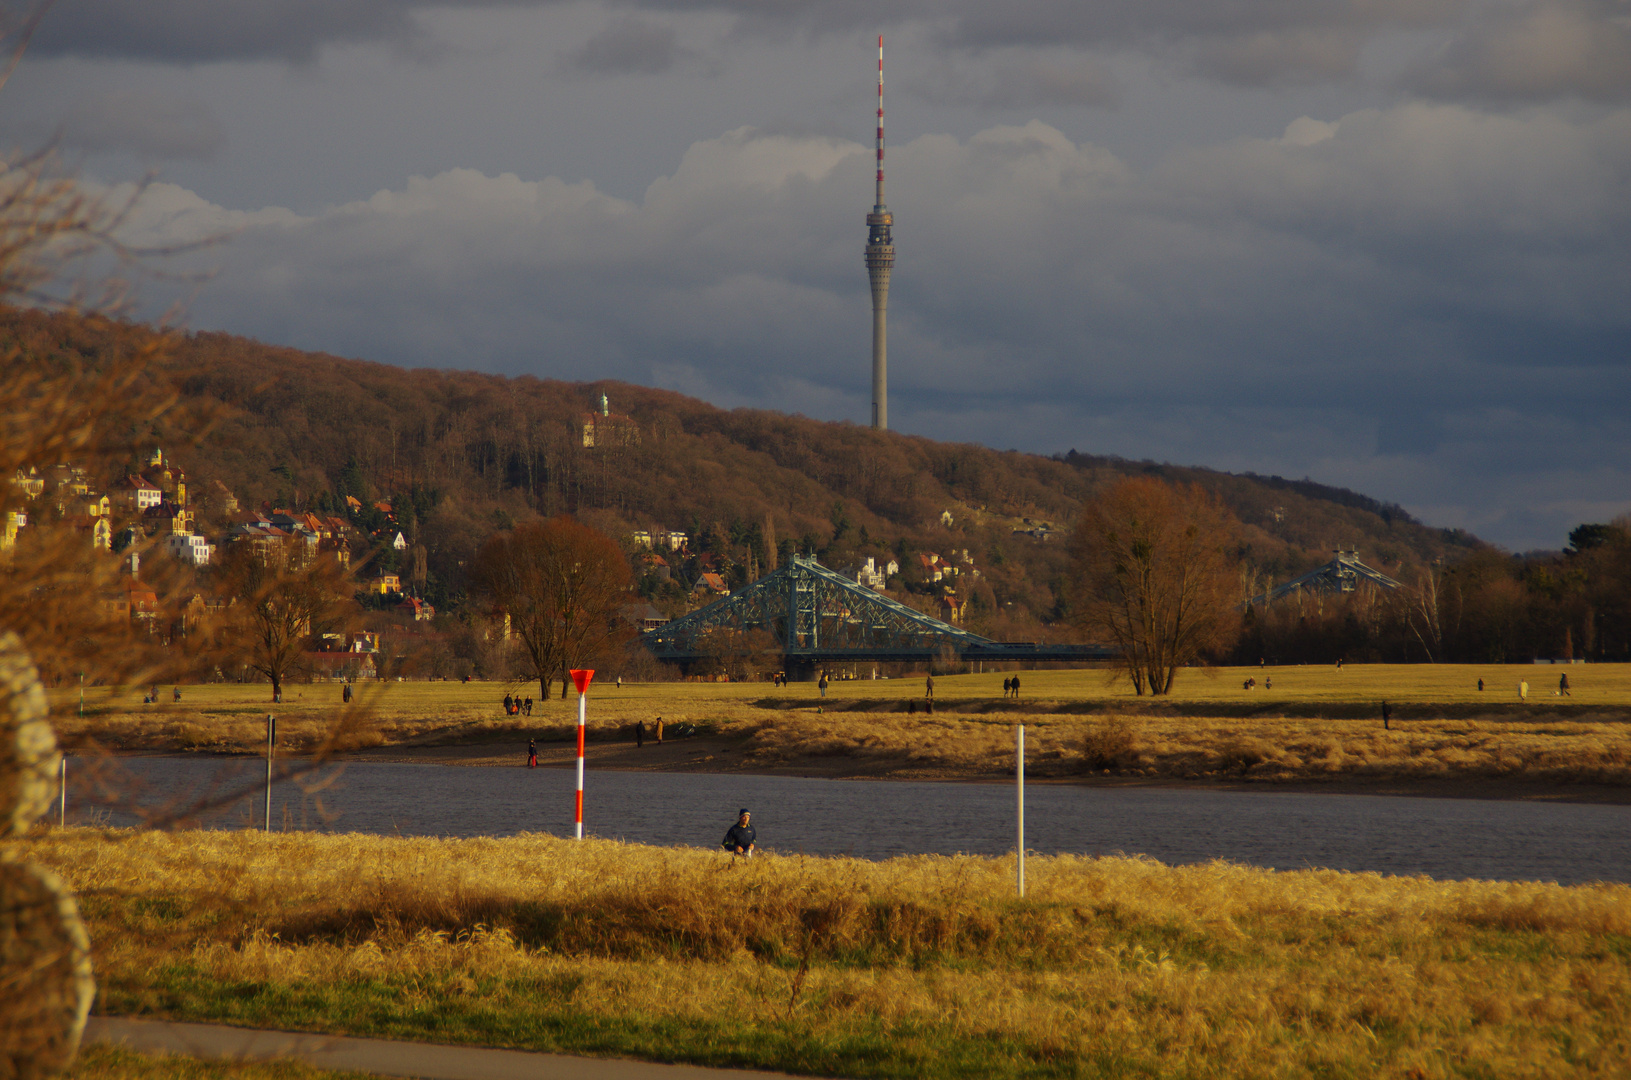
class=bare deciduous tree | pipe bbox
[1072,477,1240,695]
[470,516,633,702]
[214,540,352,703]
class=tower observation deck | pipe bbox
[865,35,894,431]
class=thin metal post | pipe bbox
[59,755,66,827]
[264,714,276,832]
[1016,723,1026,898]
[575,690,586,840]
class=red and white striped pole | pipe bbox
[570,668,595,839]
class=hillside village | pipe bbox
[16,310,1631,670]
[4,447,1000,685]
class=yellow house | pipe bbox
[368,572,402,595]
[1,509,24,550]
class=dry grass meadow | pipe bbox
[25,827,1631,1079]
[46,664,1631,793]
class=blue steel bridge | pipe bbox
[642,555,1112,673]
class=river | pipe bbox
[63,756,1631,885]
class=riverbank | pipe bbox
[48,667,1631,803]
[27,827,1631,1080]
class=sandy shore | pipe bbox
[338,735,1631,805]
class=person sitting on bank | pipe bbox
[722,809,756,858]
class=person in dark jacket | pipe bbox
[722,809,755,857]
[527,738,537,768]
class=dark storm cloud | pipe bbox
[29,0,425,63]
[568,17,682,75]
[107,104,1631,547]
[905,53,1120,108]
[27,0,1631,102]
[0,0,1447,87]
[1407,0,1631,104]
[59,90,224,159]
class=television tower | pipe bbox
[865,34,894,431]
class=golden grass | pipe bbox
[741,710,1631,786]
[47,661,1631,719]
[25,828,1631,1079]
[45,666,1631,789]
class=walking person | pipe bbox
[503,693,514,715]
[925,674,934,701]
[524,697,533,716]
[1519,680,1529,702]
[636,720,645,748]
[818,673,828,698]
[722,809,756,859]
[1002,677,1012,699]
[527,738,537,769]
[1011,675,1020,701]
[1559,673,1571,696]
[1382,701,1392,730]
[1477,678,1484,692]
[656,716,664,744]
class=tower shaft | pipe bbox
[865,34,894,431]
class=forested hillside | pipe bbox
[5,307,1477,640]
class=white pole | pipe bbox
[575,689,586,840]
[1016,723,1026,898]
[59,756,66,827]
[264,714,275,832]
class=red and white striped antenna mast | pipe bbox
[864,34,895,430]
[875,34,886,206]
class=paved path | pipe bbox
[85,1017,804,1079]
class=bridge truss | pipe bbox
[643,556,1111,667]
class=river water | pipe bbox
[65,756,1631,885]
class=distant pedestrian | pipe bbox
[1477,678,1484,692]
[1560,673,1571,696]
[503,693,514,715]
[172,686,181,703]
[617,676,623,689]
[1003,677,1012,698]
[524,697,533,716]
[342,683,352,704]
[1011,675,1020,701]
[1519,680,1529,702]
[722,809,756,858]
[527,738,537,768]
[636,720,645,747]
[1336,658,1344,670]
[1259,658,1265,668]
[656,716,665,744]
[926,674,935,701]
[1382,701,1392,730]
[818,674,828,698]
[1264,677,1272,690]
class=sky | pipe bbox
[7,0,1630,551]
